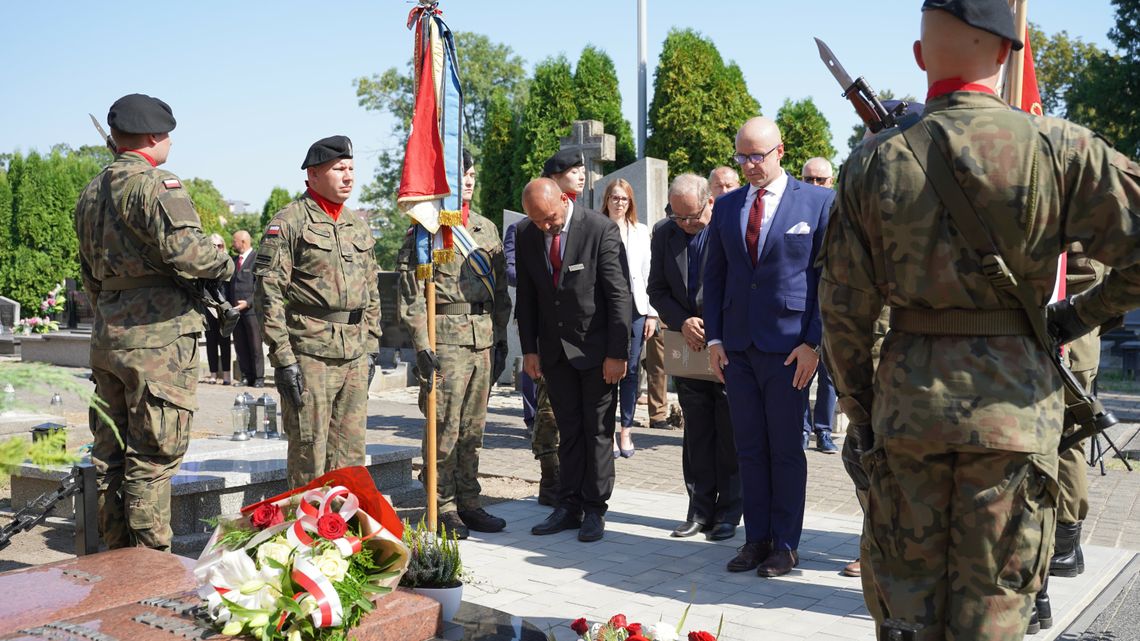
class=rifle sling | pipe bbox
[899,120,1108,444]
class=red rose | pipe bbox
[688,632,717,641]
[317,513,348,539]
[570,618,589,634]
[626,623,643,635]
[608,614,628,629]
[250,504,284,529]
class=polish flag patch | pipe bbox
[266,225,281,237]
[162,178,182,190]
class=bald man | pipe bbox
[820,0,1140,637]
[515,178,632,543]
[229,229,264,387]
[704,116,834,578]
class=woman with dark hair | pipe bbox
[601,179,656,458]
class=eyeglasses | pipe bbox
[609,195,630,203]
[802,176,831,185]
[732,144,780,166]
[664,202,707,223]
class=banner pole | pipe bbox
[426,278,438,533]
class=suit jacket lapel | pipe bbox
[527,223,555,293]
[668,225,688,293]
[557,211,587,289]
[722,188,751,266]
[758,179,799,265]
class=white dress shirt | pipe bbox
[739,169,789,262]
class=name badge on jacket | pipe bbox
[568,264,585,272]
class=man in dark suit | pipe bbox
[704,117,834,577]
[229,230,264,387]
[515,177,632,542]
[649,173,742,541]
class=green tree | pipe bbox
[1068,0,1140,156]
[646,29,760,177]
[478,89,517,228]
[183,178,226,236]
[222,213,264,247]
[574,45,637,168]
[0,169,12,258]
[775,98,835,176]
[1028,23,1103,117]
[512,56,578,205]
[260,186,294,229]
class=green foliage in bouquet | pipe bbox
[398,518,463,589]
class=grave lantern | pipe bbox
[230,395,249,441]
[259,393,280,439]
[241,392,257,436]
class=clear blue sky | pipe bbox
[0,1,1118,212]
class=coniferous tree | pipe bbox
[0,170,12,258]
[574,45,637,168]
[775,98,836,177]
[478,89,517,229]
[512,56,578,205]
[646,29,760,177]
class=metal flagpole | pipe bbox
[426,278,438,533]
[637,0,647,159]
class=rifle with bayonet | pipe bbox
[87,114,241,337]
[813,38,1118,455]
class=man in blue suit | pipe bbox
[704,117,834,577]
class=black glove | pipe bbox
[1046,299,1093,346]
[276,363,305,408]
[491,341,508,383]
[415,349,440,392]
[842,423,872,492]
[367,352,380,386]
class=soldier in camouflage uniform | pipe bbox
[75,94,234,551]
[254,136,381,489]
[398,151,511,539]
[819,2,1140,639]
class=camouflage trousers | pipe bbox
[531,377,559,459]
[862,436,1057,641]
[281,351,368,488]
[417,343,492,513]
[1057,367,1094,524]
[89,334,197,552]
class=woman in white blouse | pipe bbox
[601,179,657,458]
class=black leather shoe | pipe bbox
[757,550,799,577]
[531,507,582,535]
[707,522,737,541]
[438,511,469,540]
[671,521,705,538]
[578,513,605,542]
[252,379,265,388]
[726,541,771,572]
[458,507,506,533]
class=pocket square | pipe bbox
[786,222,812,234]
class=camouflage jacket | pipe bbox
[253,194,381,367]
[74,152,233,349]
[820,91,1140,455]
[397,211,511,352]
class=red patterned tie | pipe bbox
[549,233,562,287]
[236,253,244,272]
[745,188,766,267]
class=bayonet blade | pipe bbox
[815,37,856,93]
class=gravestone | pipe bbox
[0,296,19,332]
[559,120,615,209]
[65,279,93,329]
[593,157,670,230]
[500,210,527,385]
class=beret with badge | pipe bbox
[107,93,177,134]
[921,0,1024,50]
[301,135,354,170]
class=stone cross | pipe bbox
[559,120,615,209]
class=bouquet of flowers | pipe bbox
[567,610,719,641]
[40,283,65,316]
[13,316,60,335]
[194,467,409,641]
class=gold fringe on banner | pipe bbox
[433,248,456,264]
[438,210,463,226]
[415,264,434,281]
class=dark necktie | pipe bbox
[236,253,244,272]
[745,188,766,267]
[549,233,562,287]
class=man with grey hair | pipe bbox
[800,157,838,453]
[708,166,742,199]
[649,173,742,541]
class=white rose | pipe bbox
[648,623,678,641]
[315,550,351,582]
[257,540,294,569]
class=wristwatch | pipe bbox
[805,341,821,355]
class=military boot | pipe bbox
[1049,521,1084,577]
[438,511,469,540]
[537,455,560,506]
[1036,575,1053,631]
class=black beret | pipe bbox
[541,148,584,177]
[301,135,354,169]
[462,148,474,172]
[922,0,1024,50]
[107,93,176,134]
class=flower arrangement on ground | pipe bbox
[13,316,60,335]
[194,467,409,641]
[566,608,719,641]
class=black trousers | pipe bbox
[204,314,230,375]
[676,376,742,525]
[232,312,264,384]
[543,353,618,515]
